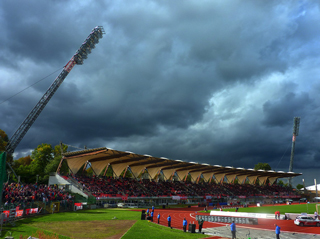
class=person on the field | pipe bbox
[167,215,171,228]
[183,217,187,232]
[198,217,204,233]
[230,221,236,239]
[275,224,281,239]
[152,205,155,212]
[314,211,318,220]
[157,213,160,224]
[150,211,154,221]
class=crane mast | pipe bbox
[5,26,105,155]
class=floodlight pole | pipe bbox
[288,117,300,186]
[1,27,104,195]
[5,26,105,156]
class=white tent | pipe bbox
[303,184,320,191]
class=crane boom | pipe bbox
[5,26,105,155]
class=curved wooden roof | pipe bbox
[63,147,302,184]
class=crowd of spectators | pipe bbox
[2,176,298,207]
[2,183,74,208]
[74,175,147,197]
[68,175,299,199]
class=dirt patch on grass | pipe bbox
[31,220,136,239]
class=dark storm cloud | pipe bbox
[262,92,314,127]
[1,0,320,186]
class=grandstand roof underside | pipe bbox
[62,147,302,184]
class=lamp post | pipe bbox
[288,117,300,186]
[7,170,11,183]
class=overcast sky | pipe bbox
[1,0,320,187]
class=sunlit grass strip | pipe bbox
[122,220,210,239]
[210,203,317,214]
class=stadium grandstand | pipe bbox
[47,147,302,207]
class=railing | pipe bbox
[0,199,75,227]
[65,175,93,196]
[1,200,74,214]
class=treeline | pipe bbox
[12,143,69,184]
[1,129,69,184]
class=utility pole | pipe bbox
[288,117,300,186]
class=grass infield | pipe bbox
[1,204,317,238]
[0,209,208,239]
[210,203,318,215]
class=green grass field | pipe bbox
[210,203,318,215]
[1,204,318,239]
[0,209,208,239]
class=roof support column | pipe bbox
[236,175,247,184]
[247,176,258,185]
[214,173,225,184]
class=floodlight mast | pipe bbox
[288,117,300,186]
[5,26,105,155]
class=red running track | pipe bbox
[136,206,320,238]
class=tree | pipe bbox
[13,156,32,168]
[14,164,33,183]
[86,167,94,176]
[0,129,8,151]
[0,129,13,164]
[103,165,113,177]
[255,178,260,185]
[50,143,69,175]
[184,174,192,182]
[296,184,304,190]
[233,178,239,184]
[30,143,54,183]
[277,179,288,187]
[53,143,68,158]
[120,168,133,178]
[254,162,272,171]
[6,142,69,184]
